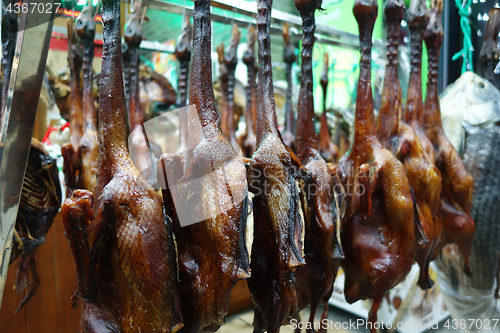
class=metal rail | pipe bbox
[145,0,363,49]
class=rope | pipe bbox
[452,0,474,73]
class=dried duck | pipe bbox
[281,22,297,152]
[338,1,420,330]
[61,0,182,330]
[247,0,306,331]
[159,0,251,331]
[423,0,475,275]
[293,0,343,330]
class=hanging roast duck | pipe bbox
[61,0,182,330]
[292,0,344,331]
[247,0,307,331]
[376,0,441,290]
[338,1,421,330]
[423,0,475,275]
[281,22,297,153]
[159,0,252,331]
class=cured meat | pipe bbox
[293,0,343,330]
[10,139,62,311]
[66,19,84,149]
[247,0,306,332]
[217,25,240,144]
[61,19,84,195]
[159,0,251,331]
[423,0,475,275]
[240,25,258,157]
[404,0,434,162]
[318,53,339,163]
[125,0,158,185]
[175,15,192,153]
[75,1,99,195]
[338,1,419,330]
[138,65,177,120]
[376,0,440,290]
[281,22,297,152]
[61,0,182,330]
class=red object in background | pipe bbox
[50,34,103,57]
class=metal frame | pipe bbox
[0,0,55,308]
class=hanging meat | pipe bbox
[238,26,258,157]
[61,0,182,330]
[159,0,251,331]
[338,0,420,330]
[281,22,297,152]
[61,19,84,194]
[247,0,306,332]
[217,24,240,144]
[9,139,62,311]
[66,19,84,150]
[318,53,339,163]
[293,0,343,330]
[73,1,99,195]
[423,0,475,275]
[376,0,441,290]
[138,65,177,120]
[175,14,192,153]
[404,0,435,163]
[125,0,158,185]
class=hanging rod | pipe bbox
[144,0,364,49]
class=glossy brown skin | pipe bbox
[217,44,230,138]
[239,26,258,157]
[125,1,158,185]
[160,0,251,331]
[247,1,306,332]
[67,19,84,149]
[338,1,419,331]
[61,19,84,195]
[293,1,343,331]
[423,0,475,276]
[139,65,177,119]
[62,0,182,331]
[479,7,500,89]
[10,138,62,311]
[175,15,192,153]
[1,3,18,119]
[75,1,99,195]
[376,0,441,290]
[404,0,435,163]
[318,53,339,163]
[47,74,72,122]
[282,22,297,152]
[226,25,241,144]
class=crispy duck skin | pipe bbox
[125,0,158,185]
[175,15,192,153]
[377,0,441,290]
[62,19,84,195]
[10,139,62,311]
[404,0,435,163]
[61,0,182,331]
[338,1,419,330]
[281,22,297,152]
[159,0,251,331]
[293,0,343,330]
[423,0,475,275]
[318,53,339,163]
[74,1,99,195]
[240,26,258,157]
[247,1,306,332]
